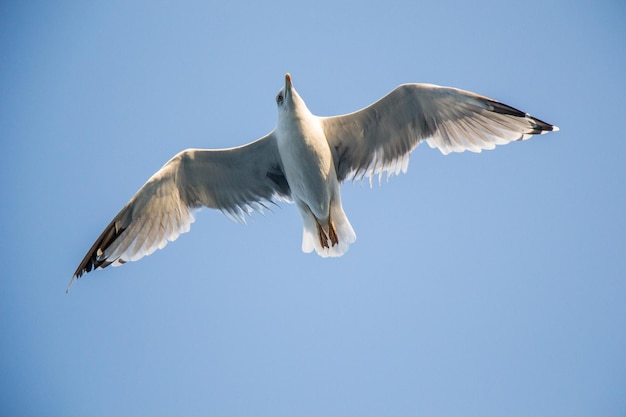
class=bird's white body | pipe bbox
[70,73,558,290]
[275,75,355,256]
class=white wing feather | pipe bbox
[321,84,558,183]
[70,133,290,288]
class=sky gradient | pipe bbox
[2,1,625,416]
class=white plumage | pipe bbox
[69,73,558,290]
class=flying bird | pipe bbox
[69,73,558,290]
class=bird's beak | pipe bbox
[285,73,292,90]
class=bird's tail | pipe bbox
[301,200,356,257]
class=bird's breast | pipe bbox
[276,116,337,207]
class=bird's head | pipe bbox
[275,73,308,116]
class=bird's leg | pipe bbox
[315,217,339,249]
[328,212,338,247]
[316,218,330,249]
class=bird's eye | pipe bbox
[276,93,283,104]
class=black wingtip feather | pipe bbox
[72,221,127,280]
[489,99,558,133]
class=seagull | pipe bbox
[69,73,558,290]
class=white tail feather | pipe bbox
[300,201,356,257]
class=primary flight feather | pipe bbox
[69,73,558,290]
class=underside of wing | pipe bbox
[70,133,289,288]
[321,84,558,183]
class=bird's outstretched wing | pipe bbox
[321,84,559,183]
[69,133,290,289]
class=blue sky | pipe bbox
[2,1,625,416]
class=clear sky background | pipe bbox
[2,1,625,416]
